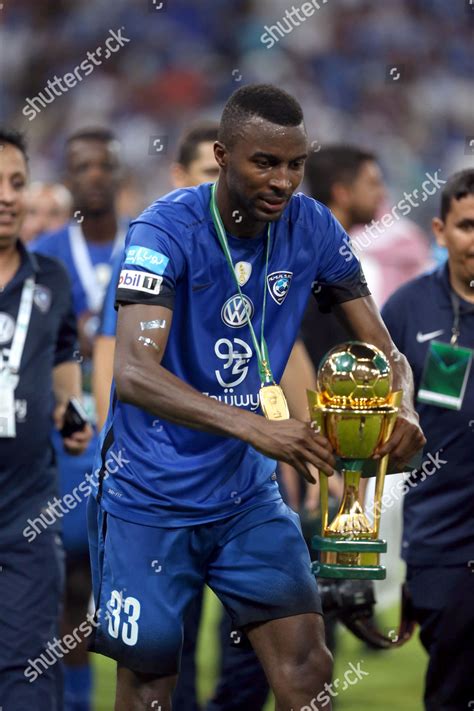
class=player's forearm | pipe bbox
[390,352,418,417]
[53,361,82,405]
[116,360,261,443]
[93,336,116,431]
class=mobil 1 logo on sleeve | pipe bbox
[118,270,163,295]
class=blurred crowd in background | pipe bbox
[1,3,473,708]
[2,0,472,236]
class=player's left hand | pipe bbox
[373,408,426,468]
[62,424,93,456]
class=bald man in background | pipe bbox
[20,181,72,243]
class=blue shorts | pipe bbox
[0,529,64,710]
[87,495,322,675]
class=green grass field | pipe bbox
[93,588,427,710]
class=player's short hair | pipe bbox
[66,127,118,147]
[218,84,304,148]
[440,169,474,221]
[304,145,377,206]
[0,127,29,162]
[64,127,120,170]
[176,121,219,168]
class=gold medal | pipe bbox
[259,384,290,421]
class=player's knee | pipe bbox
[312,643,333,685]
[117,665,177,708]
[279,642,333,697]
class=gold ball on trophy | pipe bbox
[318,342,392,408]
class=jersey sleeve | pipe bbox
[115,217,186,311]
[29,232,57,258]
[98,250,122,337]
[312,204,370,313]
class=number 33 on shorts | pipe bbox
[105,589,141,646]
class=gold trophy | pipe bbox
[307,342,402,580]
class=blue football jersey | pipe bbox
[31,223,119,318]
[96,183,369,527]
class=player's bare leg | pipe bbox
[246,612,333,711]
[115,666,177,711]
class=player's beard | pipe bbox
[350,206,378,227]
[77,202,115,219]
[226,186,264,231]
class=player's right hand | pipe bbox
[247,418,337,484]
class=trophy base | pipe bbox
[312,560,386,580]
[311,535,387,580]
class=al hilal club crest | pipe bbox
[267,271,293,305]
[33,285,52,313]
[235,261,252,287]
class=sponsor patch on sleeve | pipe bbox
[118,269,163,295]
[124,246,170,275]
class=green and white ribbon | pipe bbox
[210,182,274,384]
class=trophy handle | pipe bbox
[372,453,389,538]
[372,390,403,538]
[320,468,330,534]
[306,389,329,534]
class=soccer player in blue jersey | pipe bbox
[96,121,271,711]
[31,127,127,711]
[88,84,425,710]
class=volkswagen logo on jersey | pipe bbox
[267,271,293,305]
[221,294,254,328]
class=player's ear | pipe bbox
[213,141,228,170]
[432,216,446,247]
[331,181,351,210]
[170,162,187,189]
